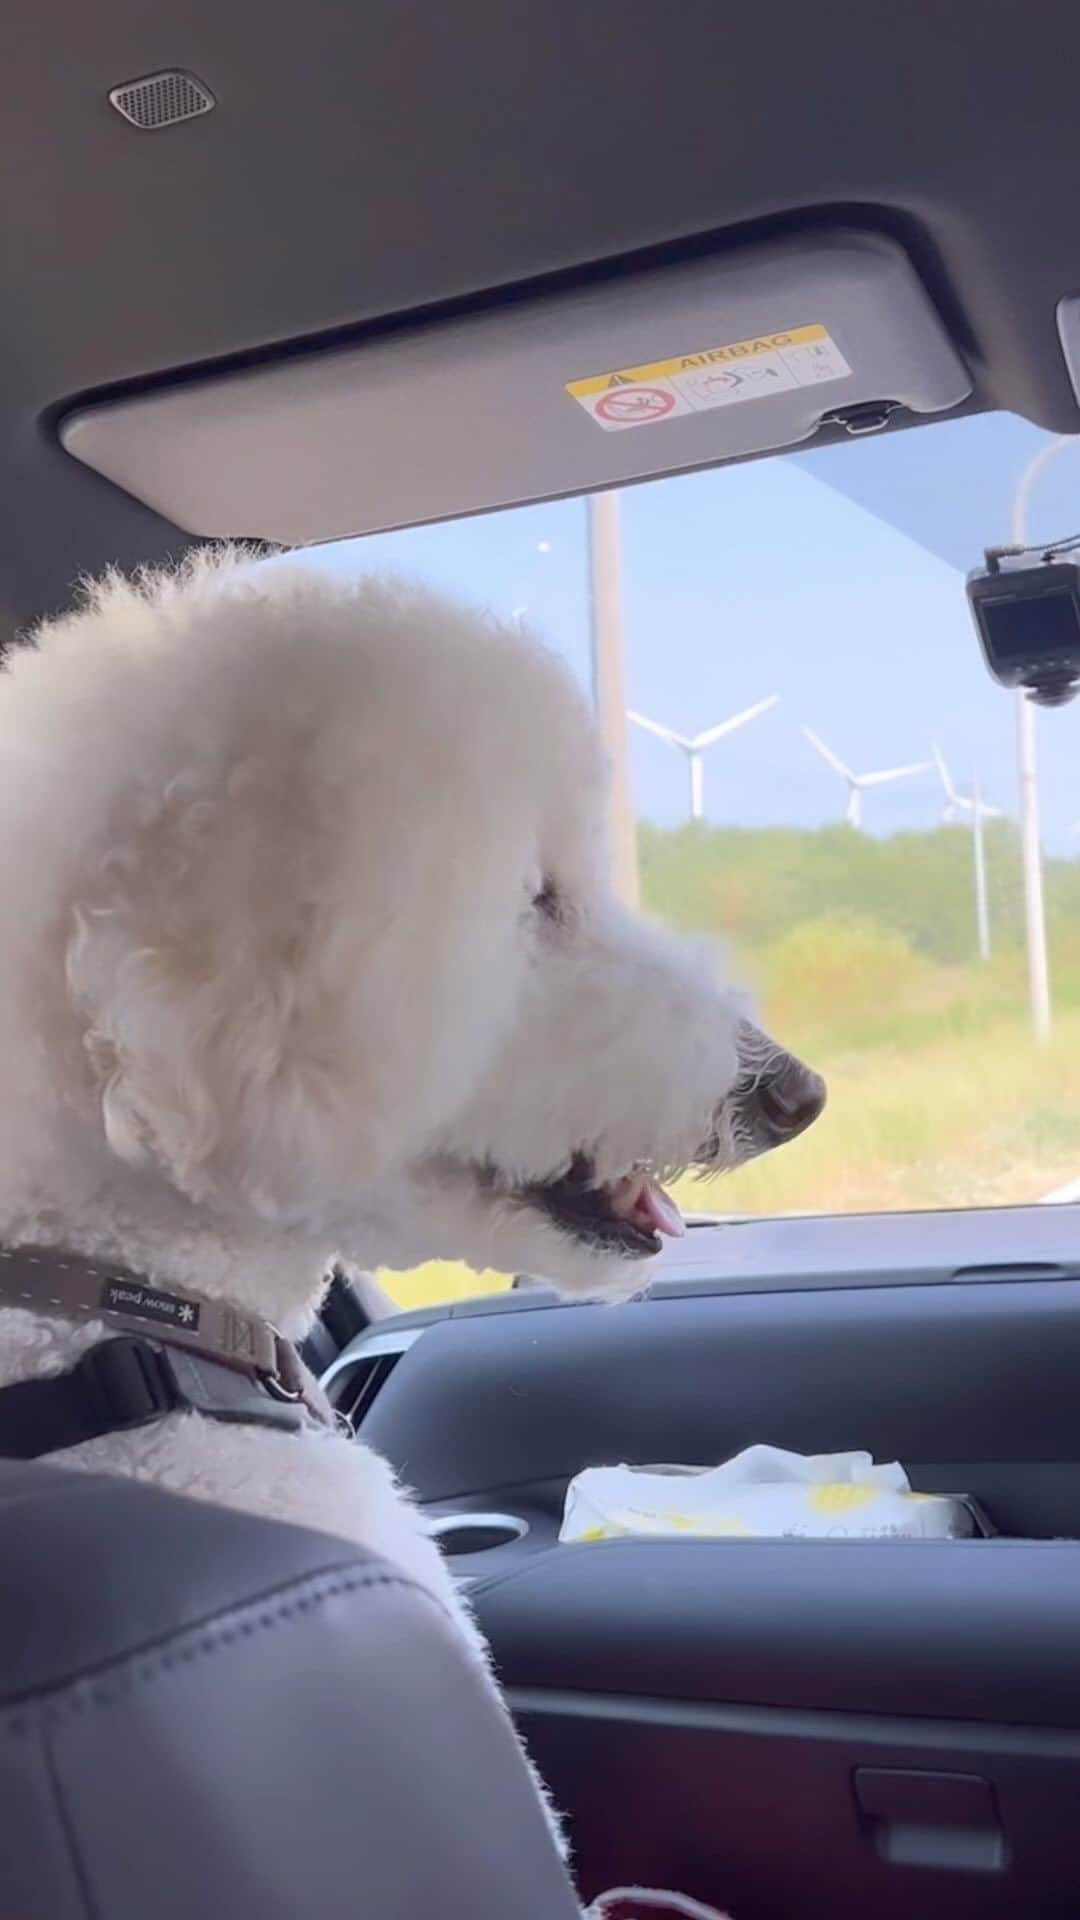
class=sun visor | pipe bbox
[61,230,971,545]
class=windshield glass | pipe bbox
[310,412,1080,1308]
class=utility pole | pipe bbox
[1009,438,1073,1042]
[972,776,991,962]
[587,491,639,907]
[1014,687,1050,1039]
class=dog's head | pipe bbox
[8,554,823,1299]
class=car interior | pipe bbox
[5,3,1080,1916]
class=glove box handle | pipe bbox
[853,1768,1005,1873]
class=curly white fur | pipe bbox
[0,550,808,1864]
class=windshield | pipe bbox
[309,412,1080,1308]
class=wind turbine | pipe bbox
[626,695,776,821]
[933,742,1002,962]
[628,696,780,821]
[802,728,930,830]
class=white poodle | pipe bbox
[0,549,823,1866]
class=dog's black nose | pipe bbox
[757,1058,827,1142]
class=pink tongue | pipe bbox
[633,1177,686,1239]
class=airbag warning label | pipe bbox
[566,324,852,431]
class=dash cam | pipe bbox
[967,543,1080,707]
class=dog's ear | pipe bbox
[62,772,382,1227]
[68,902,348,1222]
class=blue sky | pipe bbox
[311,412,1080,854]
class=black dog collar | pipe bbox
[0,1245,336,1460]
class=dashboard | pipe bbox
[318,1203,1080,1917]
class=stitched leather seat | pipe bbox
[0,1459,580,1918]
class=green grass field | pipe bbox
[376,823,1080,1312]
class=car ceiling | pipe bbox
[3,0,1080,633]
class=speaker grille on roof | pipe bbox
[108,70,215,131]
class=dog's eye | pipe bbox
[532,877,562,922]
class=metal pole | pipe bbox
[1015,694,1049,1037]
[587,492,639,907]
[971,781,990,962]
[1009,439,1072,1042]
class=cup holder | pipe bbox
[428,1511,529,1555]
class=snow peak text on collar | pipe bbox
[0,1245,336,1459]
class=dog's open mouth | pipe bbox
[522,1152,686,1258]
